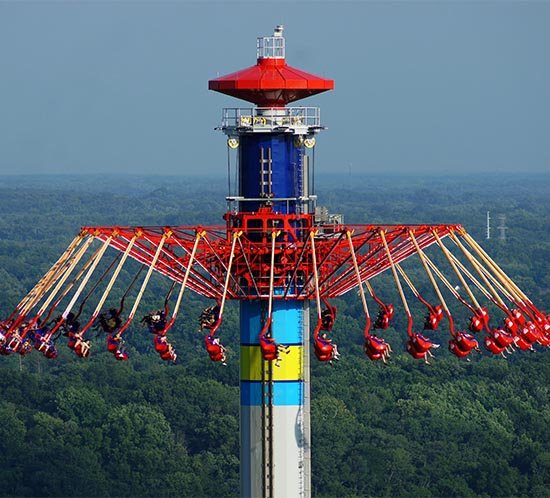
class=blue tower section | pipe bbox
[239,134,305,214]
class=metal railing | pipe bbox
[220,107,322,131]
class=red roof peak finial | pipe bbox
[209,26,334,107]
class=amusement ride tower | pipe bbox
[1,26,549,498]
[209,25,333,497]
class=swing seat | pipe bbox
[18,340,33,356]
[0,344,14,355]
[67,335,77,350]
[512,309,526,327]
[503,317,518,335]
[260,337,277,356]
[537,334,550,347]
[515,335,533,351]
[492,328,514,348]
[160,349,177,362]
[484,336,506,355]
[107,335,120,353]
[74,340,91,358]
[44,346,58,359]
[314,333,336,361]
[114,350,129,361]
[468,315,484,333]
[209,352,225,362]
[7,336,21,351]
[406,341,428,360]
[455,332,478,352]
[410,333,436,353]
[364,348,383,361]
[262,352,278,362]
[314,350,333,362]
[154,335,170,353]
[314,338,334,357]
[35,337,50,352]
[204,336,225,361]
[364,334,388,354]
[424,314,440,331]
[449,339,472,358]
[424,305,444,330]
[374,315,390,330]
[204,338,222,355]
[521,323,539,343]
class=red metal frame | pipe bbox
[83,211,463,302]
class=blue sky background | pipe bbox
[0,1,548,177]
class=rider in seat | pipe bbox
[204,334,227,365]
[159,343,177,363]
[259,330,290,367]
[424,305,444,330]
[364,334,391,363]
[314,332,340,364]
[74,338,91,358]
[199,304,220,330]
[141,310,167,334]
[64,312,81,336]
[320,302,337,332]
[373,304,394,329]
[107,335,129,361]
[96,308,122,335]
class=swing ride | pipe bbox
[2,218,547,364]
[0,25,548,498]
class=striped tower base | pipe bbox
[240,300,311,498]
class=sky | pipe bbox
[0,0,548,177]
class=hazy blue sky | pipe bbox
[0,1,548,177]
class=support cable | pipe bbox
[74,252,122,320]
[210,230,242,335]
[346,230,371,335]
[395,263,436,314]
[237,236,261,297]
[39,244,105,328]
[380,230,413,336]
[115,232,170,339]
[447,233,511,314]
[79,234,139,337]
[44,235,114,338]
[309,230,322,321]
[161,230,205,334]
[433,231,482,310]
[6,233,85,323]
[409,230,455,336]
[7,235,95,336]
[461,231,541,318]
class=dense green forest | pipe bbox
[0,173,549,497]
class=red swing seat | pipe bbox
[454,331,479,352]
[406,341,428,360]
[492,328,514,348]
[409,333,436,353]
[484,336,506,355]
[448,339,471,358]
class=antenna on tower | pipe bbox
[498,214,507,241]
[486,211,491,240]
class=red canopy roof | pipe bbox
[209,58,334,107]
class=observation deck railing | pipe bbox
[219,107,322,134]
